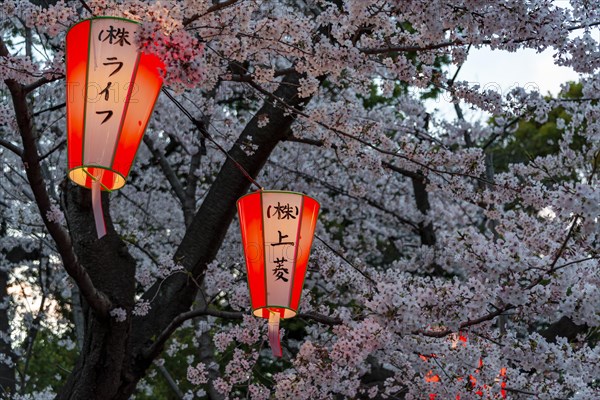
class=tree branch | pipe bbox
[358,30,580,56]
[143,307,243,360]
[38,139,65,161]
[526,215,581,290]
[360,40,460,54]
[413,304,515,338]
[127,71,310,391]
[33,101,65,117]
[0,139,24,158]
[23,74,63,94]
[269,160,420,232]
[381,161,423,180]
[298,311,343,326]
[156,364,184,399]
[183,0,240,26]
[248,79,500,187]
[144,307,343,361]
[1,36,112,317]
[78,0,95,16]
[143,135,188,208]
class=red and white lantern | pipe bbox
[237,190,320,356]
[66,17,163,238]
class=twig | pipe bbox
[413,304,515,338]
[161,87,263,190]
[78,0,95,16]
[526,215,581,290]
[144,306,343,360]
[0,139,24,158]
[298,311,342,326]
[183,0,241,26]
[314,234,378,285]
[143,135,188,206]
[33,102,66,117]
[38,139,65,161]
[23,75,64,93]
[270,161,420,231]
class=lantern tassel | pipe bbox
[91,179,107,239]
[268,312,282,357]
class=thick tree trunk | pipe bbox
[118,71,306,399]
[57,187,136,400]
[55,72,305,399]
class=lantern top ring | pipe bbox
[66,16,140,34]
[237,190,320,206]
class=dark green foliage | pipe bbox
[19,328,77,394]
[491,82,588,174]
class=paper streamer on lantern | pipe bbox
[268,312,282,357]
[237,190,319,357]
[65,17,164,238]
[91,179,106,238]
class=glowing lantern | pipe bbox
[421,333,508,399]
[237,190,320,357]
[65,17,163,238]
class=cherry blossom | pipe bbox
[0,0,598,399]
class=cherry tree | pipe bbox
[0,0,599,399]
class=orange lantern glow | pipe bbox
[237,190,320,357]
[421,333,508,399]
[66,17,164,238]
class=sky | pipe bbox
[460,47,579,96]
[425,0,590,121]
[426,46,581,121]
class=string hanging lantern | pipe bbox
[66,17,164,238]
[237,190,320,357]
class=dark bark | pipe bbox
[408,172,446,275]
[57,187,136,400]
[48,71,306,399]
[0,34,111,317]
[411,174,436,247]
[116,71,305,398]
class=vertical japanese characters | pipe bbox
[268,202,300,283]
[65,17,164,237]
[95,25,130,125]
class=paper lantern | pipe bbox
[237,190,320,357]
[65,17,164,238]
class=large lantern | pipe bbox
[66,17,164,238]
[237,190,320,356]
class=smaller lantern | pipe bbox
[237,190,320,357]
[65,17,164,238]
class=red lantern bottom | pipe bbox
[68,165,126,191]
[254,307,297,319]
[69,166,114,239]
